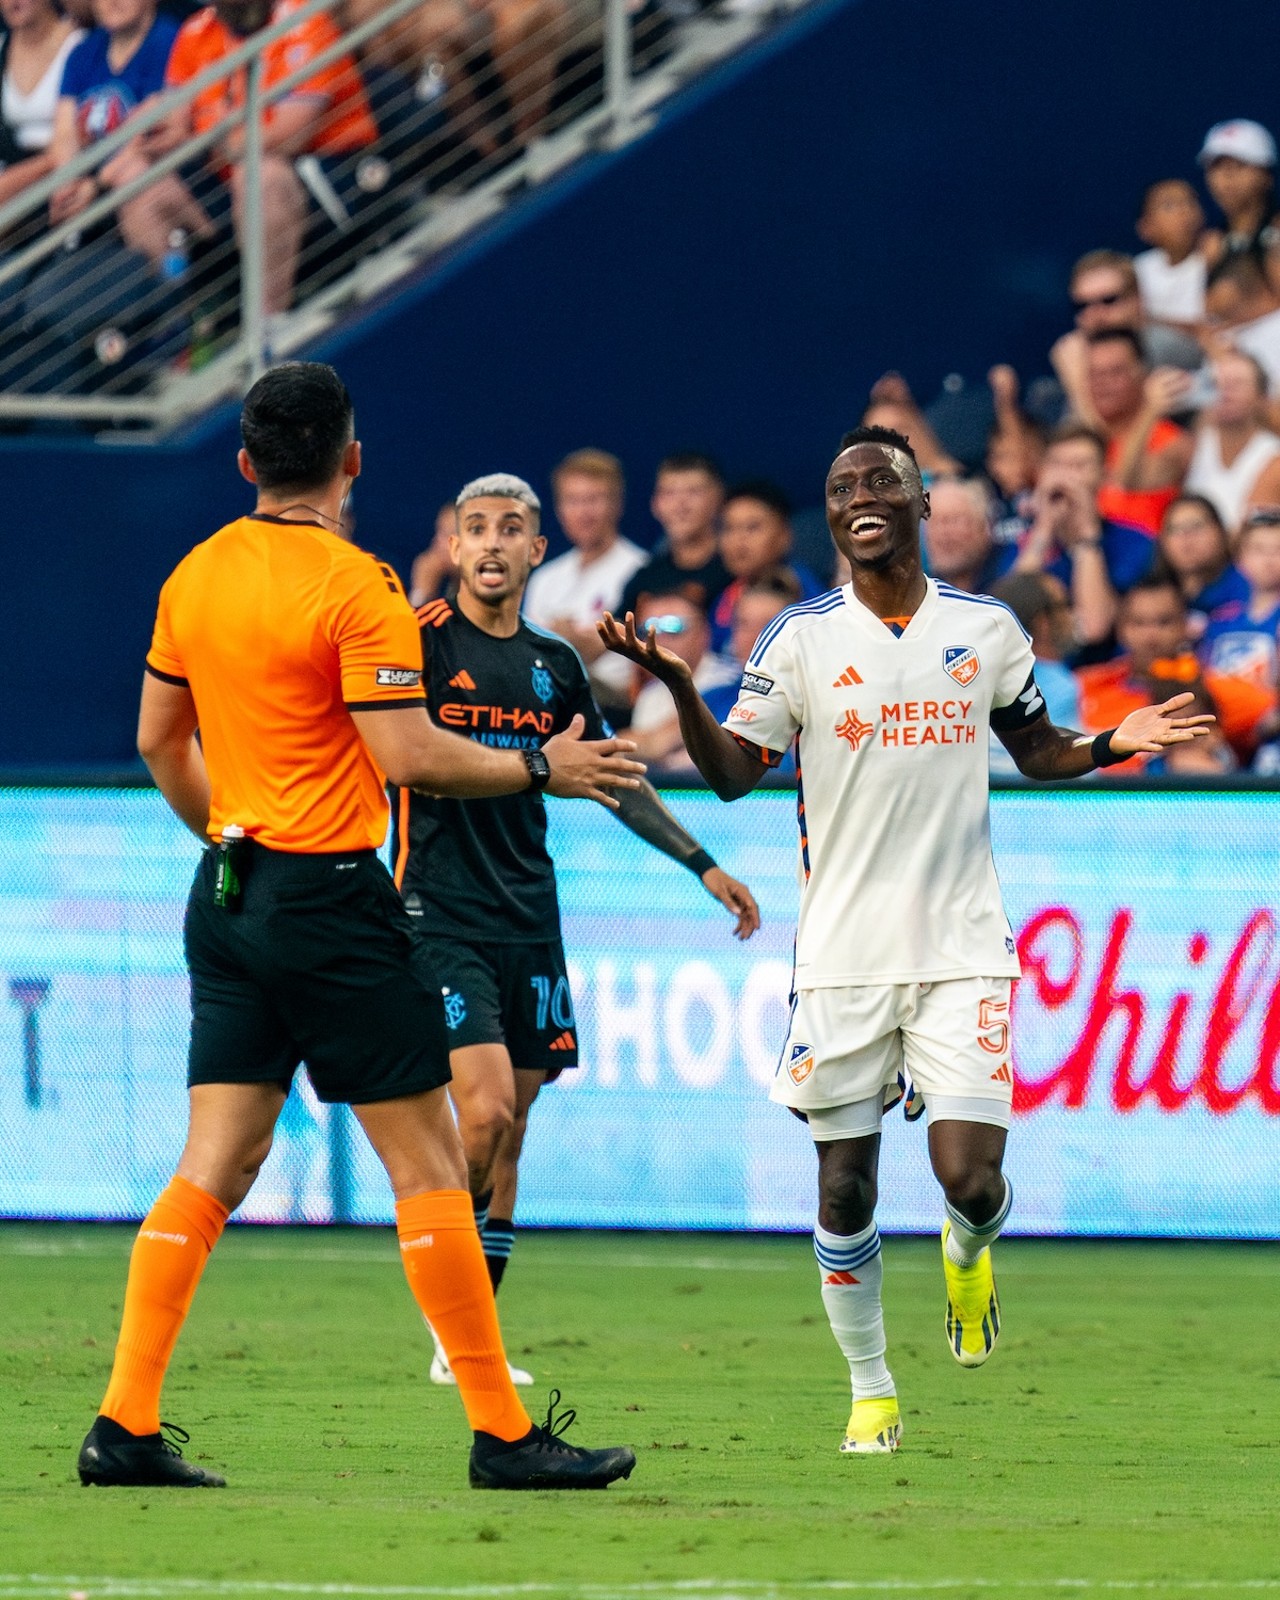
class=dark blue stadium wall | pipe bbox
[3,0,1275,765]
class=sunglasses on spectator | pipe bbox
[646,615,691,635]
[1072,291,1129,311]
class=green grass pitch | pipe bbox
[2,1224,1278,1600]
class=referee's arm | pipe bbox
[353,706,643,806]
[138,673,213,840]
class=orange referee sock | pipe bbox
[395,1190,532,1442]
[100,1175,229,1436]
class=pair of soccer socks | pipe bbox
[98,1175,531,1443]
[815,1180,1011,1398]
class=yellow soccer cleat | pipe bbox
[839,1396,902,1454]
[941,1221,1001,1368]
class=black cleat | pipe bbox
[469,1390,636,1490]
[78,1416,226,1488]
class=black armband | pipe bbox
[685,848,716,878]
[1089,729,1127,769]
[990,671,1046,732]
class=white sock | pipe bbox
[814,1220,895,1401]
[944,1177,1013,1267]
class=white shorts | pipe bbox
[771,976,1014,1139]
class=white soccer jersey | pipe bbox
[724,579,1041,987]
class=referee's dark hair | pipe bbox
[241,362,354,493]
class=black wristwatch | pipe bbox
[522,748,551,791]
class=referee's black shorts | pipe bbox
[184,844,450,1104]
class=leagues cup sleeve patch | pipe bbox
[376,667,422,687]
[740,670,775,696]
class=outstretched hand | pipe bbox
[701,866,760,940]
[597,611,694,687]
[1111,693,1216,756]
[542,714,646,807]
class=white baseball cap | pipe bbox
[1199,119,1277,169]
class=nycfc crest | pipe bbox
[943,646,980,686]
[531,660,555,703]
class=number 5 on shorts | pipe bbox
[977,996,1010,1056]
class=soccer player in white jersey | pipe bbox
[599,424,1213,1454]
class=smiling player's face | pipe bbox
[451,497,546,607]
[826,444,928,572]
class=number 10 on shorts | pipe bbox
[529,975,574,1032]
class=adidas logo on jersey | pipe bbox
[548,1030,577,1052]
[416,599,453,628]
[448,669,477,690]
[989,1063,1013,1084]
[831,664,863,687]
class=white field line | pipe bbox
[3,1239,1278,1280]
[0,1240,795,1272]
[3,1579,1280,1598]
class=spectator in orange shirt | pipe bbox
[1076,572,1273,773]
[1085,328,1194,534]
[1050,248,1202,429]
[147,0,378,315]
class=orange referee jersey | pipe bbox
[146,514,424,853]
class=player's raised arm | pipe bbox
[597,611,774,801]
[352,706,643,807]
[995,690,1215,779]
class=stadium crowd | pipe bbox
[400,118,1280,781]
[0,0,679,377]
[5,7,1280,777]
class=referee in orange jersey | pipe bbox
[77,363,641,1493]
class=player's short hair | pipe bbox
[833,425,923,496]
[836,422,914,458]
[552,448,625,494]
[1070,248,1138,295]
[455,473,541,528]
[723,479,793,519]
[1086,326,1146,365]
[240,362,353,492]
[655,451,724,485]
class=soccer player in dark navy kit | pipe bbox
[392,474,760,1385]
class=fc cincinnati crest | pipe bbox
[787,1043,815,1085]
[531,659,554,703]
[943,646,980,686]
